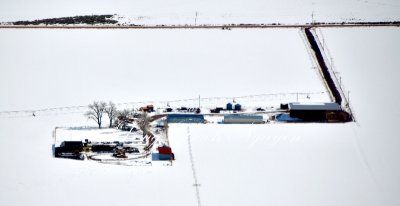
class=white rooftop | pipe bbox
[288,102,342,111]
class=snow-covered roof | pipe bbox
[288,102,341,111]
[54,127,142,146]
[224,115,263,120]
[167,114,205,123]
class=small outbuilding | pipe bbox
[275,113,303,122]
[226,103,233,110]
[153,146,175,161]
[234,104,242,111]
[54,141,84,159]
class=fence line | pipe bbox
[313,28,357,121]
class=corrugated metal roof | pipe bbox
[223,115,264,124]
[167,114,205,123]
[224,115,263,120]
[288,102,341,111]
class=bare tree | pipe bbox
[85,101,107,128]
[105,101,117,128]
[117,108,131,119]
[137,112,151,137]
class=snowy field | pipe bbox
[0,0,399,24]
[1,0,400,205]
[170,124,382,206]
[0,29,329,113]
[0,27,399,206]
[166,27,400,206]
[318,27,400,205]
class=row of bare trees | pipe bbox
[85,101,117,128]
[85,101,152,131]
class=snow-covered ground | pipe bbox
[0,1,400,205]
[164,27,400,205]
[0,0,399,24]
[317,27,400,205]
[170,124,383,206]
[54,127,143,146]
[0,29,329,113]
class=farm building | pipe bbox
[166,114,205,124]
[234,103,242,111]
[225,102,241,111]
[54,141,84,159]
[275,113,303,122]
[223,115,264,124]
[288,102,345,122]
[226,103,233,110]
[152,146,175,161]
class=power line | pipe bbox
[0,91,326,117]
[187,127,202,206]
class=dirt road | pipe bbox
[0,22,399,29]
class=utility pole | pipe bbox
[311,11,315,24]
[198,95,201,109]
[347,91,350,107]
[195,12,198,26]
